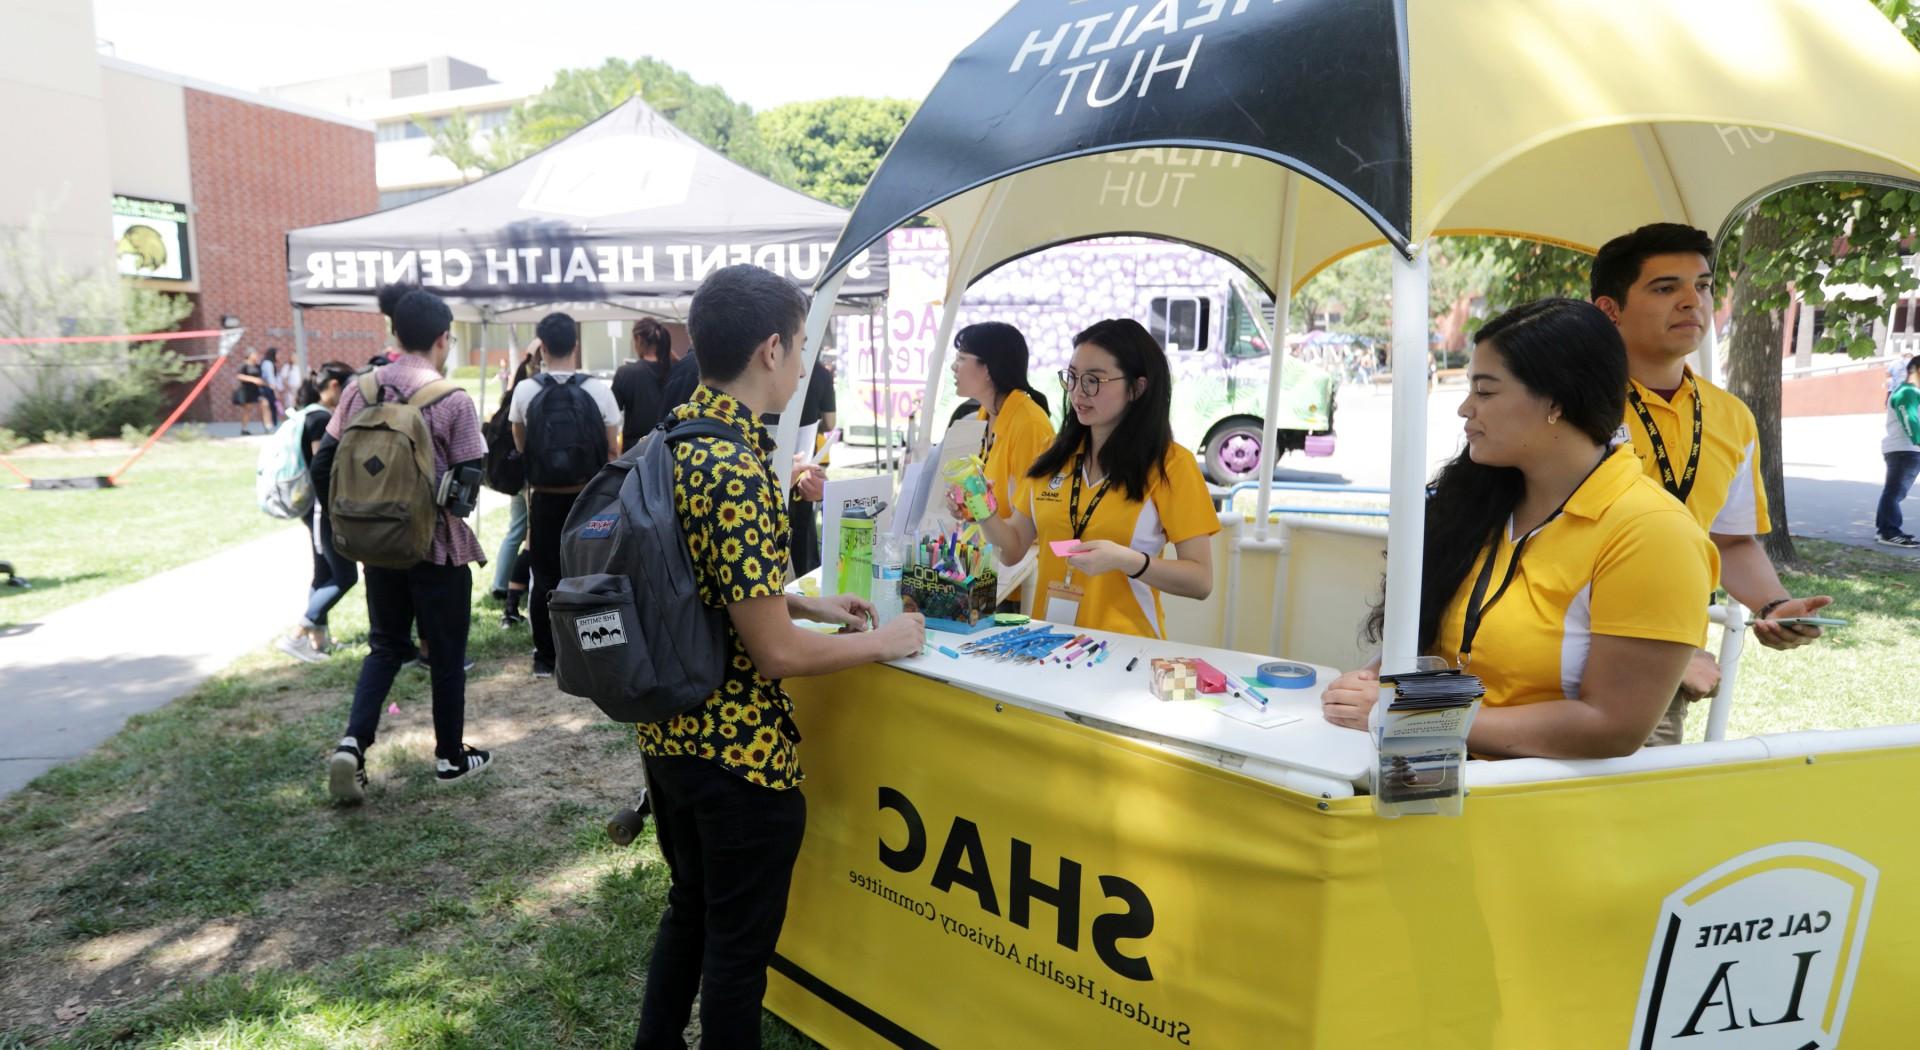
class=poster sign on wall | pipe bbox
[111,195,191,281]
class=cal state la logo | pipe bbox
[1630,842,1876,1049]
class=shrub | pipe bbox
[5,344,196,439]
[0,427,22,454]
[120,422,152,444]
[168,422,210,443]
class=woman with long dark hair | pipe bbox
[489,350,540,624]
[612,318,680,451]
[1321,299,1715,758]
[278,361,358,663]
[972,318,1218,638]
[950,322,1056,522]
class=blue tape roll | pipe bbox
[1256,661,1317,689]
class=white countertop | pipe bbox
[882,620,1373,798]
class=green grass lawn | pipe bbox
[0,531,1908,1047]
[0,514,820,1049]
[0,441,290,628]
[1695,538,1920,741]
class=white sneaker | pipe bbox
[328,737,367,803]
[277,632,328,664]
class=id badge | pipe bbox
[1045,581,1084,627]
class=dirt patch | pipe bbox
[0,659,649,1039]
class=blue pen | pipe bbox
[1223,672,1269,707]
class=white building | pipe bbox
[266,58,538,211]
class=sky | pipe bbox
[90,0,1012,111]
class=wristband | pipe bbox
[1128,550,1152,579]
[1756,597,1791,620]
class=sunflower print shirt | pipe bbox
[635,385,802,789]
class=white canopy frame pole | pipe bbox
[1381,247,1432,674]
[1252,173,1300,542]
[778,270,851,492]
[291,307,310,377]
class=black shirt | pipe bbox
[800,361,836,428]
[300,406,332,457]
[612,358,673,451]
[662,353,701,415]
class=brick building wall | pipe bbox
[181,88,384,422]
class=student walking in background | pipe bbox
[511,314,621,679]
[310,289,492,801]
[1876,354,1920,548]
[234,348,272,434]
[278,362,358,664]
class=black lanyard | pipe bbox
[1456,452,1610,669]
[1628,374,1703,503]
[1068,458,1112,540]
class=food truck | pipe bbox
[834,228,1339,484]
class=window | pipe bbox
[375,122,410,143]
[474,108,511,131]
[1148,296,1210,353]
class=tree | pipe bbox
[419,109,493,183]
[1713,2,1920,564]
[435,58,794,185]
[0,211,193,438]
[757,97,917,208]
[1461,236,1593,312]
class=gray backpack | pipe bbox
[549,417,741,723]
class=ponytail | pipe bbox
[297,362,355,410]
[1022,383,1050,416]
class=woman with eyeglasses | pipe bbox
[971,319,1219,638]
[950,322,1056,520]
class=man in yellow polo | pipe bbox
[1590,223,1834,746]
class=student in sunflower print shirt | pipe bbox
[630,265,925,1050]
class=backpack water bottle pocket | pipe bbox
[549,574,651,717]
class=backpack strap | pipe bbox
[357,370,381,407]
[407,378,464,409]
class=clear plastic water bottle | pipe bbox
[871,532,907,626]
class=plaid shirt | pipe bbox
[326,356,486,567]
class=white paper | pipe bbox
[1214,702,1302,730]
[796,422,820,466]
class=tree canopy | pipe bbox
[755,97,916,210]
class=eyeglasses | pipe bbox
[1058,369,1122,396]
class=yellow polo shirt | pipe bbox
[1431,446,1717,708]
[978,389,1056,520]
[1621,369,1770,538]
[1016,443,1220,638]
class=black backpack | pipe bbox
[548,417,739,723]
[524,373,608,487]
[482,389,524,496]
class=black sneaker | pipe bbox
[1875,533,1920,549]
[435,746,492,784]
[532,657,554,680]
[328,737,368,803]
[499,610,525,629]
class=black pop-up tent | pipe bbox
[285,96,888,326]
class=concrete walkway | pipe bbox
[0,524,315,798]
